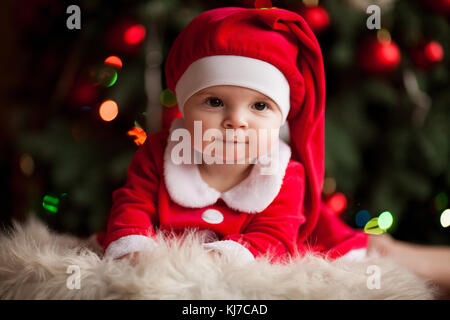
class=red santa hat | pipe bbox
[164,7,326,248]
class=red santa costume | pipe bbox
[97,7,369,263]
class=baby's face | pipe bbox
[183,85,283,163]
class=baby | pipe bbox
[97,7,369,264]
[95,8,450,297]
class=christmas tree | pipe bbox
[2,0,448,246]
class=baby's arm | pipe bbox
[368,234,450,298]
[204,163,306,263]
[103,136,161,260]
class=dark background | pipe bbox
[0,0,448,246]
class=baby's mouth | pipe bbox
[216,138,248,144]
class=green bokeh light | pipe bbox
[42,195,60,214]
[434,192,448,212]
[364,217,385,235]
[378,211,393,230]
[160,88,177,107]
[97,66,118,87]
[104,71,117,87]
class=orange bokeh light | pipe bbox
[104,56,123,69]
[99,100,118,121]
[127,126,147,146]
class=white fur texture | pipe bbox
[0,217,438,300]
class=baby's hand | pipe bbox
[367,233,395,257]
[116,251,140,266]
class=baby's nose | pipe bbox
[224,120,247,129]
[223,111,249,129]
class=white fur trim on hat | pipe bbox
[175,55,290,125]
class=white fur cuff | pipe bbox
[104,235,158,259]
[203,240,255,263]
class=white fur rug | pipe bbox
[0,217,438,299]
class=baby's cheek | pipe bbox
[255,132,279,158]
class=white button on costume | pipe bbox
[201,209,224,224]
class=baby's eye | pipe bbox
[252,102,269,111]
[205,97,224,107]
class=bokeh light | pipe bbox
[434,192,448,212]
[355,210,371,227]
[377,28,391,44]
[160,88,178,107]
[296,5,330,34]
[303,0,319,6]
[99,100,119,121]
[124,24,146,45]
[326,192,347,214]
[424,41,444,63]
[440,209,450,228]
[322,177,336,195]
[96,66,118,87]
[104,56,123,69]
[42,195,59,214]
[364,217,385,235]
[19,153,35,177]
[378,211,393,230]
[380,42,401,66]
[127,126,147,146]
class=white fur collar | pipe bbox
[163,117,291,213]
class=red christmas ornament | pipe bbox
[290,4,330,34]
[411,40,444,70]
[106,19,146,54]
[424,42,444,62]
[124,24,146,45]
[357,36,401,74]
